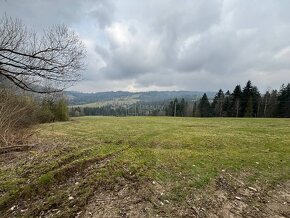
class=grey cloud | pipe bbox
[1,0,290,92]
[88,0,114,28]
[0,0,114,29]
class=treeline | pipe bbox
[165,98,193,117]
[70,106,127,117]
[72,80,290,118]
[70,103,166,117]
[167,81,290,118]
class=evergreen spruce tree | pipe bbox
[231,85,242,117]
[268,90,279,117]
[277,84,290,117]
[167,100,174,116]
[241,81,261,117]
[212,89,225,117]
[244,97,254,117]
[252,86,261,117]
[180,98,185,117]
[199,93,211,117]
[241,81,252,116]
[223,90,232,117]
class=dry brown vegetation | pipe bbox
[0,89,37,147]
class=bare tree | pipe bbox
[0,15,86,93]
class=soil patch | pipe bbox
[193,171,290,218]
[82,170,290,218]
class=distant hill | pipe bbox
[65,90,215,107]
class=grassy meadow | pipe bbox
[0,117,289,217]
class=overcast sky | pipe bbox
[1,0,290,93]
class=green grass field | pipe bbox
[1,117,289,217]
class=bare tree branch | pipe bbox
[0,15,86,93]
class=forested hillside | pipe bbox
[66,91,215,117]
[66,91,215,105]
[68,81,290,118]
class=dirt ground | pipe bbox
[81,172,290,218]
[1,145,289,218]
[196,173,290,218]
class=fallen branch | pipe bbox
[0,144,36,154]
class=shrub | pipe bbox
[0,88,70,146]
[37,97,69,122]
[0,89,38,146]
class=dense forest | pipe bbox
[166,81,290,118]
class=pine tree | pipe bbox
[268,90,278,117]
[277,84,290,117]
[241,81,252,116]
[231,85,242,117]
[180,98,185,117]
[212,89,225,117]
[166,100,174,116]
[244,97,253,117]
[241,81,261,117]
[223,90,232,117]
[252,86,261,117]
[199,93,211,117]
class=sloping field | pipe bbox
[0,117,289,217]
